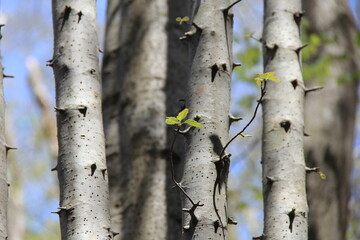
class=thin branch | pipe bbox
[212,81,267,238]
[169,126,199,206]
[219,81,266,160]
[305,86,323,95]
[223,0,242,12]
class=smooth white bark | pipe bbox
[101,0,122,235]
[51,1,112,239]
[303,0,359,239]
[261,0,308,239]
[112,0,169,239]
[0,24,8,240]
[182,1,233,239]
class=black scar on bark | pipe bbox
[280,120,291,133]
[211,64,219,82]
[77,11,83,23]
[61,6,72,31]
[210,134,230,193]
[293,11,304,29]
[264,44,278,66]
[291,80,298,89]
[288,208,296,232]
[79,106,87,117]
[90,163,97,176]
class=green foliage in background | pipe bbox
[234,31,262,84]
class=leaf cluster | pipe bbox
[176,16,190,25]
[165,108,203,128]
[254,72,280,86]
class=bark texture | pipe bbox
[51,1,112,239]
[261,0,308,239]
[101,0,122,235]
[102,0,190,239]
[105,0,169,239]
[303,0,359,239]
[0,24,8,240]
[165,1,190,239]
[181,1,233,239]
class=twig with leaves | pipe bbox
[166,109,204,209]
[165,72,281,238]
[213,72,280,235]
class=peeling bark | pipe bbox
[261,0,308,239]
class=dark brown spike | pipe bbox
[3,74,14,78]
[232,62,241,70]
[305,86,323,95]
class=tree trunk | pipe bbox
[101,0,122,235]
[261,0,308,239]
[181,1,234,239]
[0,24,8,240]
[51,1,112,239]
[27,56,58,159]
[106,0,170,239]
[302,0,359,239]
[165,1,190,239]
[102,1,190,239]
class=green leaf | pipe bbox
[184,119,204,128]
[319,172,326,180]
[254,72,280,86]
[165,117,180,125]
[176,16,190,25]
[177,108,189,121]
[258,72,275,79]
[268,75,280,82]
[254,77,263,86]
[309,33,321,47]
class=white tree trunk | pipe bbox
[101,0,122,235]
[261,0,308,239]
[0,24,8,240]
[51,1,112,239]
[102,1,190,239]
[112,0,169,239]
[181,1,234,239]
[303,0,359,239]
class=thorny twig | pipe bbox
[213,81,267,237]
[169,126,202,207]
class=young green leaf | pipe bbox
[184,119,204,128]
[267,75,280,82]
[238,133,252,137]
[165,117,180,125]
[254,72,280,86]
[319,172,326,180]
[261,72,275,79]
[176,16,190,25]
[254,77,263,86]
[177,108,189,121]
